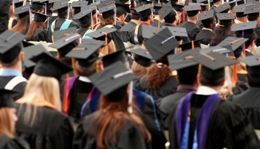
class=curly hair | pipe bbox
[146,63,172,89]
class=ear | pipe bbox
[20,52,24,61]
[196,74,201,85]
[56,53,60,59]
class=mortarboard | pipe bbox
[200,4,208,11]
[231,21,257,31]
[86,27,117,39]
[98,0,115,19]
[233,5,247,18]
[144,27,178,62]
[14,5,30,19]
[0,30,26,63]
[229,0,236,9]
[172,4,184,12]
[167,48,200,71]
[198,9,215,21]
[218,36,248,51]
[163,26,188,38]
[200,46,233,55]
[239,54,260,77]
[216,13,235,21]
[158,2,174,20]
[73,8,92,24]
[52,27,77,42]
[30,52,72,80]
[116,3,130,13]
[214,3,231,13]
[0,89,17,108]
[135,4,153,13]
[102,50,128,68]
[140,25,161,39]
[52,0,68,12]
[71,1,89,8]
[237,0,245,5]
[14,0,24,8]
[153,4,162,15]
[65,39,104,67]
[31,0,45,11]
[49,34,81,57]
[178,40,201,51]
[184,4,201,17]
[48,0,60,4]
[88,61,136,101]
[34,13,49,22]
[244,3,260,15]
[130,48,154,67]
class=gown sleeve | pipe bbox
[73,123,86,149]
[4,138,30,149]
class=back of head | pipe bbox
[79,14,92,28]
[201,18,214,28]
[140,9,152,21]
[58,7,68,18]
[235,29,257,49]
[200,66,225,87]
[247,65,260,88]
[209,23,231,46]
[116,6,127,17]
[164,10,176,23]
[131,12,141,20]
[247,13,259,21]
[177,65,198,85]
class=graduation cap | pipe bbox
[237,0,245,5]
[197,0,208,4]
[65,39,104,67]
[49,34,81,57]
[231,21,257,32]
[167,48,200,71]
[0,89,17,108]
[116,3,130,13]
[139,0,153,5]
[52,0,68,12]
[233,5,247,17]
[14,5,30,19]
[31,0,45,11]
[239,54,260,77]
[192,52,237,80]
[162,26,188,39]
[86,27,117,39]
[88,61,136,101]
[200,46,233,55]
[153,4,162,15]
[244,3,260,15]
[158,2,174,20]
[130,48,154,67]
[200,4,208,11]
[102,50,128,68]
[13,0,24,8]
[73,8,92,24]
[99,4,116,18]
[229,0,236,9]
[34,13,48,22]
[184,5,201,17]
[48,0,60,3]
[52,27,77,42]
[30,52,72,80]
[0,30,26,63]
[216,13,235,21]
[135,4,153,13]
[172,4,184,12]
[140,25,161,39]
[214,3,231,13]
[178,40,201,51]
[198,9,215,21]
[144,27,178,62]
[71,1,89,8]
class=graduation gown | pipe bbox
[73,111,152,149]
[0,0,10,34]
[77,28,89,37]
[0,134,30,149]
[120,20,138,43]
[28,28,48,42]
[255,26,260,46]
[134,76,179,101]
[168,93,260,149]
[16,103,74,149]
[129,22,150,45]
[47,15,58,30]
[195,29,213,45]
[180,21,201,41]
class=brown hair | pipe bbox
[100,15,114,26]
[132,61,148,78]
[76,61,96,77]
[26,21,46,40]
[10,6,14,18]
[94,92,151,149]
[11,15,30,34]
[0,108,15,138]
[146,63,172,89]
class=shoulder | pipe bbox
[160,76,178,90]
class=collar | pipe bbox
[202,28,213,32]
[246,49,251,52]
[177,84,197,92]
[0,68,22,77]
[196,86,218,95]
[130,19,139,25]
[141,21,150,25]
[79,76,91,83]
[16,98,57,110]
[52,13,58,16]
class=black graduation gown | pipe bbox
[195,29,213,45]
[29,28,48,42]
[73,111,152,149]
[114,21,125,30]
[16,104,74,149]
[0,76,27,100]
[255,26,260,46]
[129,23,148,45]
[0,134,30,149]
[46,16,58,30]
[0,0,9,34]
[77,28,89,37]
[231,87,260,129]
[134,76,179,101]
[120,21,138,43]
[168,94,260,149]
[180,21,201,41]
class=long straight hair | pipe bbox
[0,108,15,138]
[11,15,30,34]
[26,21,46,40]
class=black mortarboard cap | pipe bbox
[197,0,208,3]
[158,2,173,20]
[178,40,201,51]
[73,8,92,22]
[198,9,214,21]
[52,0,68,11]
[140,25,161,39]
[216,13,235,21]
[214,3,231,13]
[65,39,104,67]
[200,46,232,55]
[229,0,236,9]
[237,0,245,5]
[49,34,80,57]
[34,13,48,22]
[89,61,136,99]
[231,21,257,31]
[0,89,16,108]
[167,48,200,71]
[31,1,45,11]
[71,1,88,8]
[144,27,178,61]
[52,27,77,42]
[30,52,72,80]
[244,3,260,15]
[48,0,60,4]
[153,4,162,15]
[14,0,24,8]
[200,4,208,11]
[98,0,115,18]
[0,30,26,63]
[217,36,248,51]
[239,54,260,77]
[86,27,117,39]
[135,4,153,13]
[116,3,130,13]
[130,48,154,67]
[163,26,188,37]
[14,5,30,19]
[172,4,184,12]
[184,5,201,17]
[102,50,128,68]
[233,5,246,17]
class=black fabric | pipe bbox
[0,0,10,34]
[28,28,48,42]
[129,23,145,44]
[168,94,260,149]
[195,29,213,45]
[16,104,74,149]
[255,26,260,46]
[77,28,89,37]
[134,76,179,101]
[238,73,247,82]
[180,21,201,41]
[120,21,138,43]
[232,81,249,95]
[73,111,152,149]
[0,134,30,149]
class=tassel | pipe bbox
[63,74,69,115]
[192,40,194,49]
[71,58,78,76]
[233,64,238,85]
[198,64,202,74]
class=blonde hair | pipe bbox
[99,40,116,55]
[0,108,15,138]
[19,74,61,126]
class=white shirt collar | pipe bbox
[79,76,91,83]
[246,49,251,52]
[196,86,218,95]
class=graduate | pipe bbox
[168,52,260,149]
[115,3,130,29]
[71,1,89,25]
[160,2,178,27]
[16,52,74,149]
[0,30,27,100]
[30,0,45,14]
[233,5,247,24]
[46,0,58,31]
[195,10,216,45]
[171,4,184,26]
[180,4,201,42]
[73,61,152,149]
[12,5,30,35]
[231,54,260,129]
[0,89,30,149]
[26,13,49,41]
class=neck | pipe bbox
[187,19,197,24]
[247,45,254,52]
[206,85,222,93]
[3,61,22,73]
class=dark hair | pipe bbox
[140,9,151,21]
[247,13,259,21]
[200,67,225,86]
[164,11,176,23]
[201,18,214,28]
[26,21,46,40]
[235,29,257,48]
[58,8,68,18]
[131,12,141,20]
[247,66,260,87]
[177,65,198,85]
[209,20,232,46]
[116,7,127,18]
[76,62,96,77]
[79,14,91,28]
